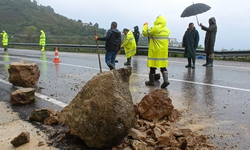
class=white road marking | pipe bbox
[0,79,67,108]
[134,74,250,92]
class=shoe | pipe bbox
[202,57,208,66]
[145,74,155,86]
[161,71,170,88]
[185,65,191,68]
[108,63,115,70]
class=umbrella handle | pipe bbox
[196,15,200,25]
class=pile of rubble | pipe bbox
[110,89,214,150]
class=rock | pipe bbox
[38,141,44,147]
[10,88,36,105]
[168,109,182,122]
[130,140,147,150]
[8,60,40,87]
[123,146,133,150]
[157,131,173,147]
[137,89,174,121]
[10,132,30,147]
[59,68,135,148]
[29,108,52,122]
[153,127,162,139]
[44,116,59,125]
[129,128,147,141]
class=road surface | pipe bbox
[0,48,250,149]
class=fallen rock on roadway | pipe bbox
[137,89,174,121]
[8,60,40,87]
[29,108,53,122]
[10,88,36,105]
[59,67,135,148]
[10,132,30,147]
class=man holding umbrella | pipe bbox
[199,17,217,67]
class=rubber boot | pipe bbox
[161,71,170,88]
[192,58,195,68]
[108,63,115,70]
[145,74,155,86]
[185,58,191,68]
[41,47,45,51]
[124,57,131,66]
[155,73,160,81]
[206,58,213,67]
[202,57,208,66]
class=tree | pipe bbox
[23,25,37,37]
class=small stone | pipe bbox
[10,132,30,147]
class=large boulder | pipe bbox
[59,67,135,148]
[137,89,174,121]
[8,60,40,87]
[10,88,36,105]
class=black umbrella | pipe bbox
[181,3,211,25]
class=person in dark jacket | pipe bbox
[95,22,121,70]
[133,26,140,54]
[182,22,199,68]
[199,17,217,67]
[133,26,140,44]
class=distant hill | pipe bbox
[0,0,106,44]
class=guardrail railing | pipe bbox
[2,43,250,57]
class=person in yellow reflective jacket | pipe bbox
[142,15,171,88]
[1,31,8,51]
[39,30,46,51]
[121,28,137,66]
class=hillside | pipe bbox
[0,0,106,44]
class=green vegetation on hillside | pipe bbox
[0,0,106,44]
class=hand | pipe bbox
[118,50,121,54]
[95,36,98,40]
[199,23,202,27]
[144,22,148,26]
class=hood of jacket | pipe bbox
[209,17,216,25]
[134,26,139,32]
[154,15,166,27]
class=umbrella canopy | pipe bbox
[181,3,211,18]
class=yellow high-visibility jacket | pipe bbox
[39,30,46,46]
[142,15,171,68]
[1,32,8,46]
[121,30,137,58]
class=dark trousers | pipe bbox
[105,51,117,66]
[149,67,167,74]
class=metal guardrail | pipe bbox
[3,43,250,57]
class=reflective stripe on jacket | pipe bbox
[39,31,46,46]
[142,15,170,68]
[1,32,8,46]
[121,30,137,58]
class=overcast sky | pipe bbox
[38,0,250,50]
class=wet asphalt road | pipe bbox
[0,48,250,149]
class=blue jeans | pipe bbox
[105,51,117,66]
